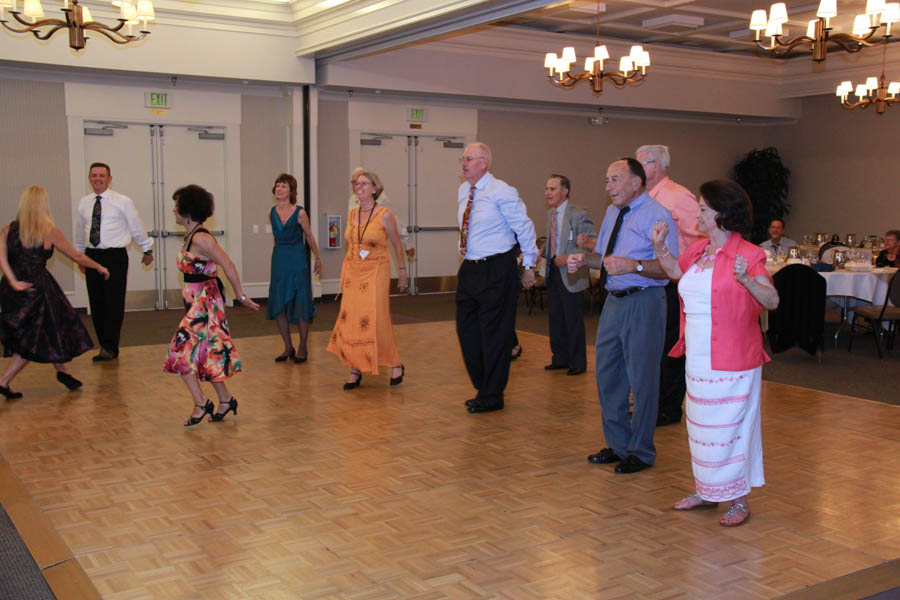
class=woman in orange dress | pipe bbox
[327,170,408,389]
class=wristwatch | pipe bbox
[636,260,644,273]
[239,294,247,303]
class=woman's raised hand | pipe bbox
[651,221,668,248]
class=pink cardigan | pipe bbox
[668,231,772,371]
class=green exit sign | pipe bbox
[145,91,173,109]
[407,107,426,122]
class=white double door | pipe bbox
[83,121,226,310]
[359,134,464,294]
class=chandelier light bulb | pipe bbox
[594,45,609,60]
[866,0,886,16]
[81,5,92,22]
[865,76,879,90]
[885,3,900,21]
[561,47,576,63]
[855,83,868,97]
[23,0,43,21]
[852,13,872,35]
[629,45,644,60]
[765,19,783,37]
[817,0,837,18]
[807,20,817,37]
[887,81,900,95]
[750,9,768,30]
[544,53,557,70]
[619,56,633,73]
[769,3,789,24]
[136,0,154,22]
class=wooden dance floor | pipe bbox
[0,321,898,599]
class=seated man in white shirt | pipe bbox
[759,218,797,256]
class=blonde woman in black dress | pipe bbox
[0,185,109,398]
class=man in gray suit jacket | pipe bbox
[543,175,595,375]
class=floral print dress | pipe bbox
[163,228,242,381]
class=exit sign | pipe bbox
[407,107,426,122]
[145,91,173,109]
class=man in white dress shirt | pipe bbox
[456,142,538,414]
[74,162,154,361]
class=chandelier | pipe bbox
[750,1,899,61]
[0,0,153,51]
[542,0,650,95]
[836,40,899,113]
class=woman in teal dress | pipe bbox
[268,174,322,363]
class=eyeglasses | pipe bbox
[459,155,486,164]
[640,159,657,166]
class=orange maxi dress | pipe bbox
[326,204,402,374]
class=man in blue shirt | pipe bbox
[568,158,678,473]
[456,142,538,414]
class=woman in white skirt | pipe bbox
[651,179,779,527]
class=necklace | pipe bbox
[698,244,720,266]
[356,203,376,259]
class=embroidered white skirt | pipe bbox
[679,265,765,502]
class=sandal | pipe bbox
[673,492,719,511]
[185,400,214,427]
[720,501,751,527]
[343,369,362,390]
[210,397,238,422]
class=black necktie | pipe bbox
[89,195,102,247]
[598,205,630,291]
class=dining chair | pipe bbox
[847,270,900,359]
[768,264,826,360]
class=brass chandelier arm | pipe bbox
[753,25,881,58]
[548,70,646,90]
[0,12,70,36]
[87,23,148,44]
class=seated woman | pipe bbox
[875,230,899,268]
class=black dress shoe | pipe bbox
[0,384,23,399]
[544,364,567,371]
[587,448,621,464]
[92,349,117,362]
[566,367,586,376]
[614,455,651,474]
[464,398,477,408]
[275,348,295,362]
[56,372,83,390]
[656,411,682,427]
[467,400,503,414]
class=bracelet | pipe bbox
[655,246,670,258]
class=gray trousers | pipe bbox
[594,286,666,465]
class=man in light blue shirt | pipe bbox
[568,158,678,474]
[456,142,538,414]
[759,218,797,255]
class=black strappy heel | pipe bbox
[210,397,238,422]
[185,400,214,427]
[275,348,295,362]
[343,370,362,390]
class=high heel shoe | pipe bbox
[510,345,522,360]
[293,350,308,364]
[0,384,23,399]
[343,370,362,390]
[210,397,238,422]
[275,348,295,362]
[56,372,83,390]
[390,364,405,386]
[184,400,214,427]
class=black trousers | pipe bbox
[546,262,587,369]
[85,247,129,355]
[659,281,686,418]
[455,249,519,405]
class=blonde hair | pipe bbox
[17,185,55,248]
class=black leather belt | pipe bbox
[608,286,646,298]
[464,248,516,263]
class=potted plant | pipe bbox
[731,147,791,244]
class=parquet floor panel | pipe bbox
[0,321,897,599]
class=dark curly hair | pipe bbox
[173,184,215,223]
[699,179,752,234]
[272,173,298,205]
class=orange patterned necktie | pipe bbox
[459,184,475,258]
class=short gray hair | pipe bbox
[636,144,670,171]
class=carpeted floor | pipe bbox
[102,291,896,405]
[0,504,55,600]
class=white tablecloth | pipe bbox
[766,264,893,306]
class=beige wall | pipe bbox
[0,77,75,288]
[316,99,351,280]
[772,94,900,240]
[240,94,291,285]
[477,109,769,237]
